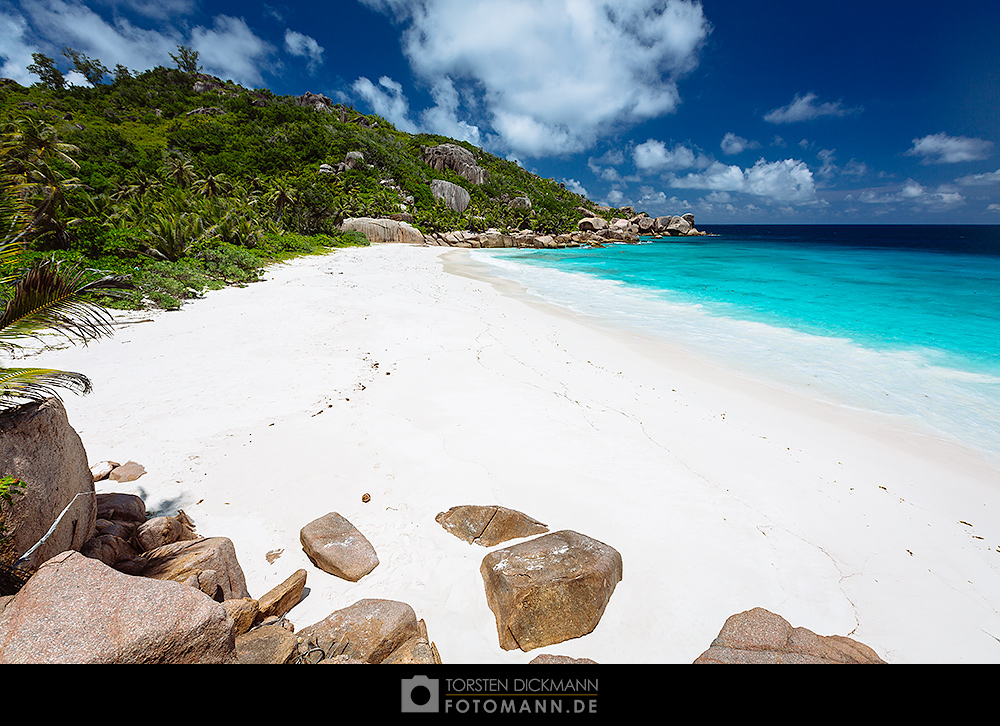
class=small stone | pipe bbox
[90,461,119,482]
[108,461,146,483]
[361,493,371,503]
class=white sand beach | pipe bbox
[38,243,1000,664]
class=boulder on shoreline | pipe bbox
[694,607,886,664]
[295,598,439,664]
[481,530,622,651]
[0,399,95,567]
[300,512,379,582]
[340,217,426,245]
[0,551,236,664]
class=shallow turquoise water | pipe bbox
[475,225,1000,460]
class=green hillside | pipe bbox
[1,52,610,309]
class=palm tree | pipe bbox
[0,174,132,411]
[194,172,231,199]
[0,118,80,177]
[162,154,196,189]
[1,118,86,249]
[265,181,298,227]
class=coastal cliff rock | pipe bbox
[422,143,487,184]
[693,607,886,664]
[481,530,622,651]
[340,217,426,245]
[436,505,549,546]
[0,399,95,566]
[300,512,379,582]
[0,550,236,664]
[430,178,471,213]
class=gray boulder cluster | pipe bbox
[422,143,487,185]
[0,398,886,663]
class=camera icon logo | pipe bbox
[401,675,439,713]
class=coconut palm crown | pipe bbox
[0,174,132,412]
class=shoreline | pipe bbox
[36,243,1000,663]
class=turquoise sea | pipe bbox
[474,225,1000,462]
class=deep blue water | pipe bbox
[475,225,1000,460]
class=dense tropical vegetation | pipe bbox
[0,46,610,311]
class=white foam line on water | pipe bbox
[475,249,1000,463]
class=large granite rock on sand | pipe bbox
[436,504,548,547]
[300,512,379,582]
[481,530,623,651]
[693,607,886,664]
[0,399,95,565]
[296,599,421,664]
[0,551,235,663]
[340,217,425,245]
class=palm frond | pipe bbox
[0,259,133,349]
[0,366,91,410]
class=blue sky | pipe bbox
[2,0,999,223]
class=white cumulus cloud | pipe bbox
[720,132,758,155]
[633,139,710,171]
[360,0,711,158]
[20,0,182,75]
[285,30,324,71]
[419,77,482,146]
[764,92,859,124]
[191,16,273,86]
[957,168,1000,185]
[906,133,994,164]
[858,179,966,208]
[671,158,818,204]
[11,1,274,86]
[352,76,419,132]
[0,12,37,84]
